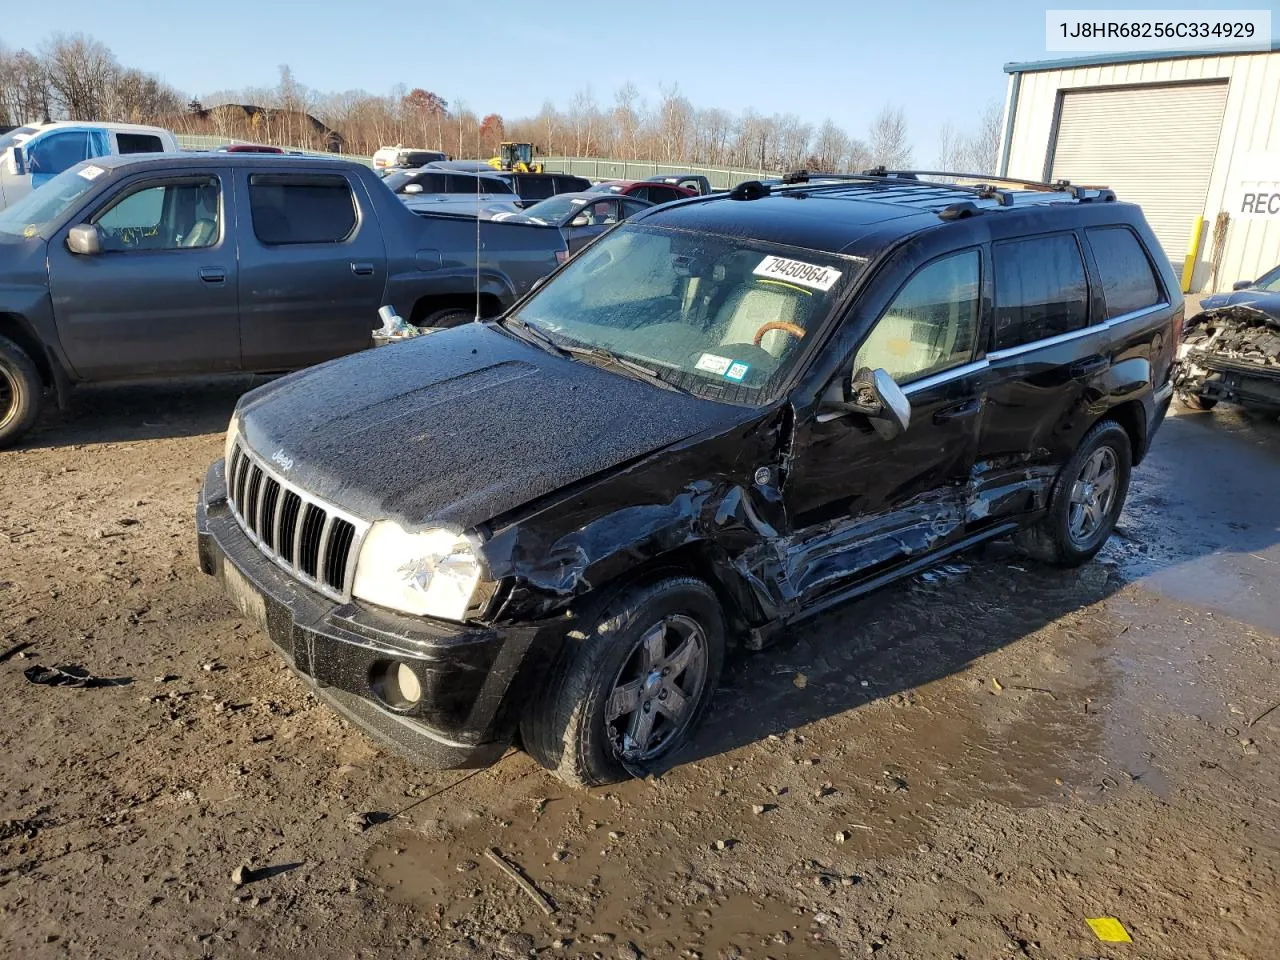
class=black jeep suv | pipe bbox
[197,172,1179,786]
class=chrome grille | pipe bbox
[226,440,370,602]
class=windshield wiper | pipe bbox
[558,343,681,392]
[497,315,567,357]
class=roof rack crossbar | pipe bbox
[774,171,1017,206]
[867,169,1116,198]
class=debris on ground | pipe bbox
[22,664,132,688]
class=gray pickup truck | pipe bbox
[0,152,567,447]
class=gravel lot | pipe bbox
[1,380,1277,959]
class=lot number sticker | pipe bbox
[753,256,841,291]
[78,165,106,180]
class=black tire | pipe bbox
[521,576,726,787]
[0,335,42,450]
[1014,419,1132,568]
[418,307,475,328]
[1179,392,1217,411]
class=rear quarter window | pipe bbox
[992,233,1089,350]
[1085,226,1163,318]
[116,133,165,154]
[249,174,356,245]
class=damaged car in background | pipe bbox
[197,171,1179,787]
[1174,264,1280,414]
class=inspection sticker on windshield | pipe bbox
[78,164,106,180]
[725,362,750,382]
[695,353,733,375]
[753,255,841,291]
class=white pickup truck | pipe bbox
[0,121,177,210]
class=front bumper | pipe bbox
[1176,351,1280,407]
[195,460,564,769]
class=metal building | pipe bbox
[998,43,1280,293]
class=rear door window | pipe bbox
[646,186,684,205]
[520,177,555,201]
[249,174,356,245]
[116,133,165,154]
[1085,226,1163,318]
[992,233,1089,350]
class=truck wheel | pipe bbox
[521,577,726,787]
[1178,392,1217,411]
[1013,419,1132,568]
[0,335,42,449]
[419,307,475,328]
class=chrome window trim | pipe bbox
[227,440,371,603]
[987,302,1168,362]
[902,359,991,395]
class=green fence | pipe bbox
[173,136,775,185]
[538,157,777,189]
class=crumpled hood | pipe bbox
[1197,290,1280,315]
[236,323,747,530]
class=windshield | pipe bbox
[521,194,589,223]
[1256,266,1280,292]
[511,224,861,403]
[0,162,106,238]
[0,125,38,152]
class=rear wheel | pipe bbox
[418,307,476,328]
[1014,419,1132,567]
[521,577,726,787]
[0,335,42,450]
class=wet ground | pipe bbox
[1,382,1277,959]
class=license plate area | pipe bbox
[224,561,269,630]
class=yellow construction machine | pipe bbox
[487,142,543,173]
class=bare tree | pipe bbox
[869,105,911,169]
[43,33,118,119]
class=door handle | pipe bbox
[933,397,983,424]
[350,262,374,277]
[1069,355,1109,378]
[199,267,226,284]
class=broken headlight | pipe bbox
[351,523,484,621]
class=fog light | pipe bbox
[372,661,423,709]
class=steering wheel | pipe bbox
[753,321,806,347]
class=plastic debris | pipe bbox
[23,664,131,688]
[372,305,423,342]
[1086,917,1133,943]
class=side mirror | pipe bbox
[1232,279,1253,291]
[402,183,423,195]
[823,366,911,439]
[570,213,590,227]
[67,224,103,256]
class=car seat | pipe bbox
[854,303,963,382]
[181,184,219,247]
[714,285,804,357]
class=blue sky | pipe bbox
[2,0,1269,152]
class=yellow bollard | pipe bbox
[1182,216,1205,293]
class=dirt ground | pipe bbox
[1,380,1277,960]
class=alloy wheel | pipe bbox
[604,614,709,762]
[1068,446,1119,545]
[0,366,17,431]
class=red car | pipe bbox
[585,179,696,205]
[215,143,284,154]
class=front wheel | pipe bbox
[1014,419,1133,567]
[521,577,726,787]
[1178,392,1217,411]
[0,335,42,450]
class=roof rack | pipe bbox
[773,170,1017,207]
[863,169,1116,202]
[766,169,1117,207]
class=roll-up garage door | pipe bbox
[1050,82,1227,268]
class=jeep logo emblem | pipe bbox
[271,449,294,472]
